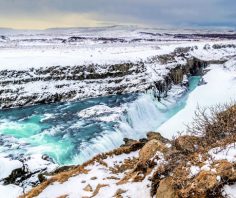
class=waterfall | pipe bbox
[0,77,201,165]
[72,91,181,164]
[72,77,201,164]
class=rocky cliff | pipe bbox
[1,43,233,109]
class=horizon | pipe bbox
[0,24,235,32]
[0,0,235,30]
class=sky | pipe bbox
[0,0,235,29]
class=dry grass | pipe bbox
[22,103,236,198]
[187,103,236,146]
[21,141,144,198]
[151,103,236,197]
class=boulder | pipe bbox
[156,177,178,198]
[139,139,168,164]
[174,135,201,153]
[121,138,139,147]
[215,160,236,181]
[146,132,169,143]
[180,171,217,198]
[83,184,93,192]
[113,188,127,197]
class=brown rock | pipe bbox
[91,184,109,197]
[146,132,169,143]
[90,176,97,180]
[180,171,217,197]
[113,188,127,197]
[156,177,178,198]
[83,184,93,192]
[195,171,217,190]
[174,135,201,153]
[215,160,236,180]
[57,195,68,198]
[122,138,139,147]
[139,139,168,164]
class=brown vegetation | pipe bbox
[151,103,236,198]
[21,140,144,198]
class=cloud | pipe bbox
[0,13,106,29]
[0,0,235,29]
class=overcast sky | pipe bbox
[0,0,235,29]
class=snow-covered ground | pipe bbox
[28,150,165,198]
[0,26,236,70]
[158,60,236,139]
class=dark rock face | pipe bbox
[174,33,236,40]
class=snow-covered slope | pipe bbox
[158,60,236,138]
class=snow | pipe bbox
[0,45,162,70]
[0,184,23,198]
[78,105,124,122]
[0,26,236,70]
[209,143,236,163]
[189,166,201,177]
[224,57,236,71]
[0,153,57,197]
[37,149,165,198]
[223,184,236,198]
[158,62,236,139]
[0,155,22,180]
[0,155,23,198]
[24,154,58,173]
[37,151,140,198]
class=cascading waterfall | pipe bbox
[72,76,201,164]
[72,93,167,164]
[0,76,201,165]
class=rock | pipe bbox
[57,195,68,198]
[174,135,201,153]
[139,138,148,144]
[215,160,236,181]
[146,132,169,143]
[139,139,168,164]
[180,171,217,197]
[156,177,178,198]
[42,154,54,163]
[38,173,46,183]
[3,167,28,185]
[121,138,139,147]
[92,184,109,197]
[113,188,127,197]
[91,176,97,180]
[83,184,93,192]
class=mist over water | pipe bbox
[0,76,201,165]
